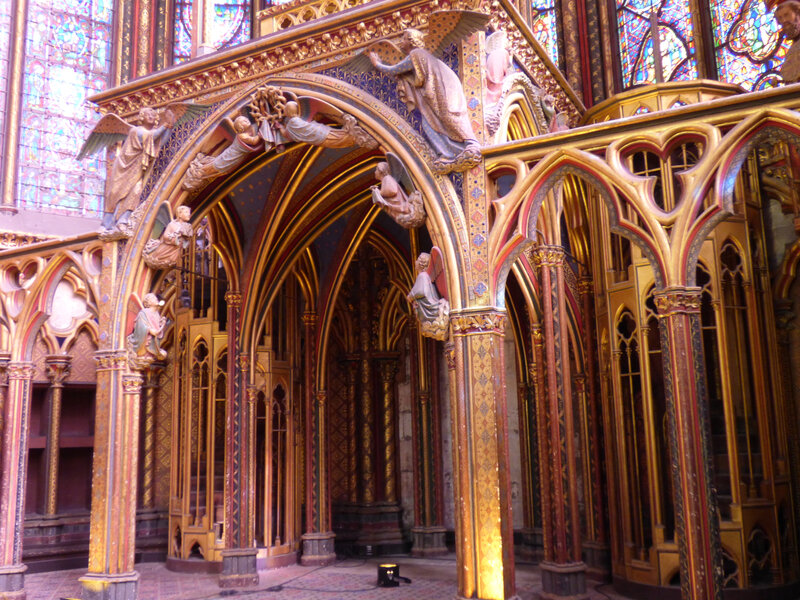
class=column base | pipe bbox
[80,571,139,600]
[410,526,448,556]
[539,561,588,600]
[517,527,543,562]
[582,541,610,580]
[218,548,259,588]
[0,564,26,599]
[301,531,336,565]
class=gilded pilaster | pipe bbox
[379,360,398,503]
[0,0,30,212]
[220,290,258,588]
[81,351,142,600]
[448,309,516,600]
[532,245,587,600]
[135,0,154,77]
[44,356,72,516]
[357,258,375,503]
[652,287,722,600]
[0,362,33,598]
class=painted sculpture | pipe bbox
[127,293,167,365]
[143,205,194,270]
[407,248,449,341]
[183,114,265,192]
[774,0,800,82]
[346,11,489,174]
[371,153,426,228]
[78,103,207,238]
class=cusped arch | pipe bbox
[111,73,467,358]
[489,148,664,307]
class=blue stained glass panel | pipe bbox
[0,0,11,185]
[530,0,560,65]
[617,0,698,88]
[173,0,251,63]
[17,0,113,216]
[710,0,788,90]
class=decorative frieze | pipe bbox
[653,287,702,316]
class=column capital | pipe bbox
[531,244,565,269]
[225,290,242,307]
[450,308,506,335]
[94,350,128,371]
[246,385,259,404]
[578,276,594,296]
[45,355,72,385]
[379,359,398,382]
[121,373,144,394]
[302,311,318,326]
[653,286,702,316]
[6,362,34,380]
[315,389,327,406]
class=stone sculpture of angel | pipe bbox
[78,103,208,239]
[343,10,489,174]
[371,153,426,228]
[407,247,449,341]
[127,293,168,367]
[143,204,193,270]
[273,94,378,150]
[182,112,264,192]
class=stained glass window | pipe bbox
[173,0,251,64]
[0,0,11,183]
[617,0,698,88]
[530,0,560,66]
[711,0,788,90]
[17,0,113,215]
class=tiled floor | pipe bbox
[26,555,631,599]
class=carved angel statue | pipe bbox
[143,204,193,269]
[78,103,208,238]
[183,113,264,192]
[274,95,378,150]
[407,248,449,341]
[344,11,489,174]
[485,30,512,106]
[127,293,168,367]
[371,153,425,228]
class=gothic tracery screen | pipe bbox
[18,0,113,215]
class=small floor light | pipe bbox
[377,563,400,587]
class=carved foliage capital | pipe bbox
[450,310,507,335]
[302,311,318,326]
[315,389,327,406]
[121,373,145,394]
[653,287,702,316]
[225,290,242,308]
[6,362,34,380]
[94,350,129,371]
[531,245,565,269]
[45,356,72,385]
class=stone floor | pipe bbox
[26,554,631,600]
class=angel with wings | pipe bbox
[348,11,489,173]
[78,103,207,235]
[127,292,168,366]
[407,248,450,341]
[371,153,425,228]
[276,97,377,149]
[143,205,193,270]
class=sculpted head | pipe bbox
[416,252,430,273]
[776,1,800,39]
[284,101,300,118]
[142,293,160,309]
[139,107,158,127]
[402,29,426,51]
[375,161,389,179]
[176,205,191,221]
[233,116,251,133]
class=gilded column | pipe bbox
[653,287,723,600]
[357,257,375,504]
[220,290,258,588]
[533,246,587,599]
[0,0,30,212]
[0,362,33,598]
[301,311,335,565]
[135,0,154,77]
[379,360,398,503]
[578,276,608,573]
[449,309,516,600]
[141,362,164,510]
[81,352,142,600]
[0,352,10,441]
[410,330,447,556]
[44,356,72,517]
